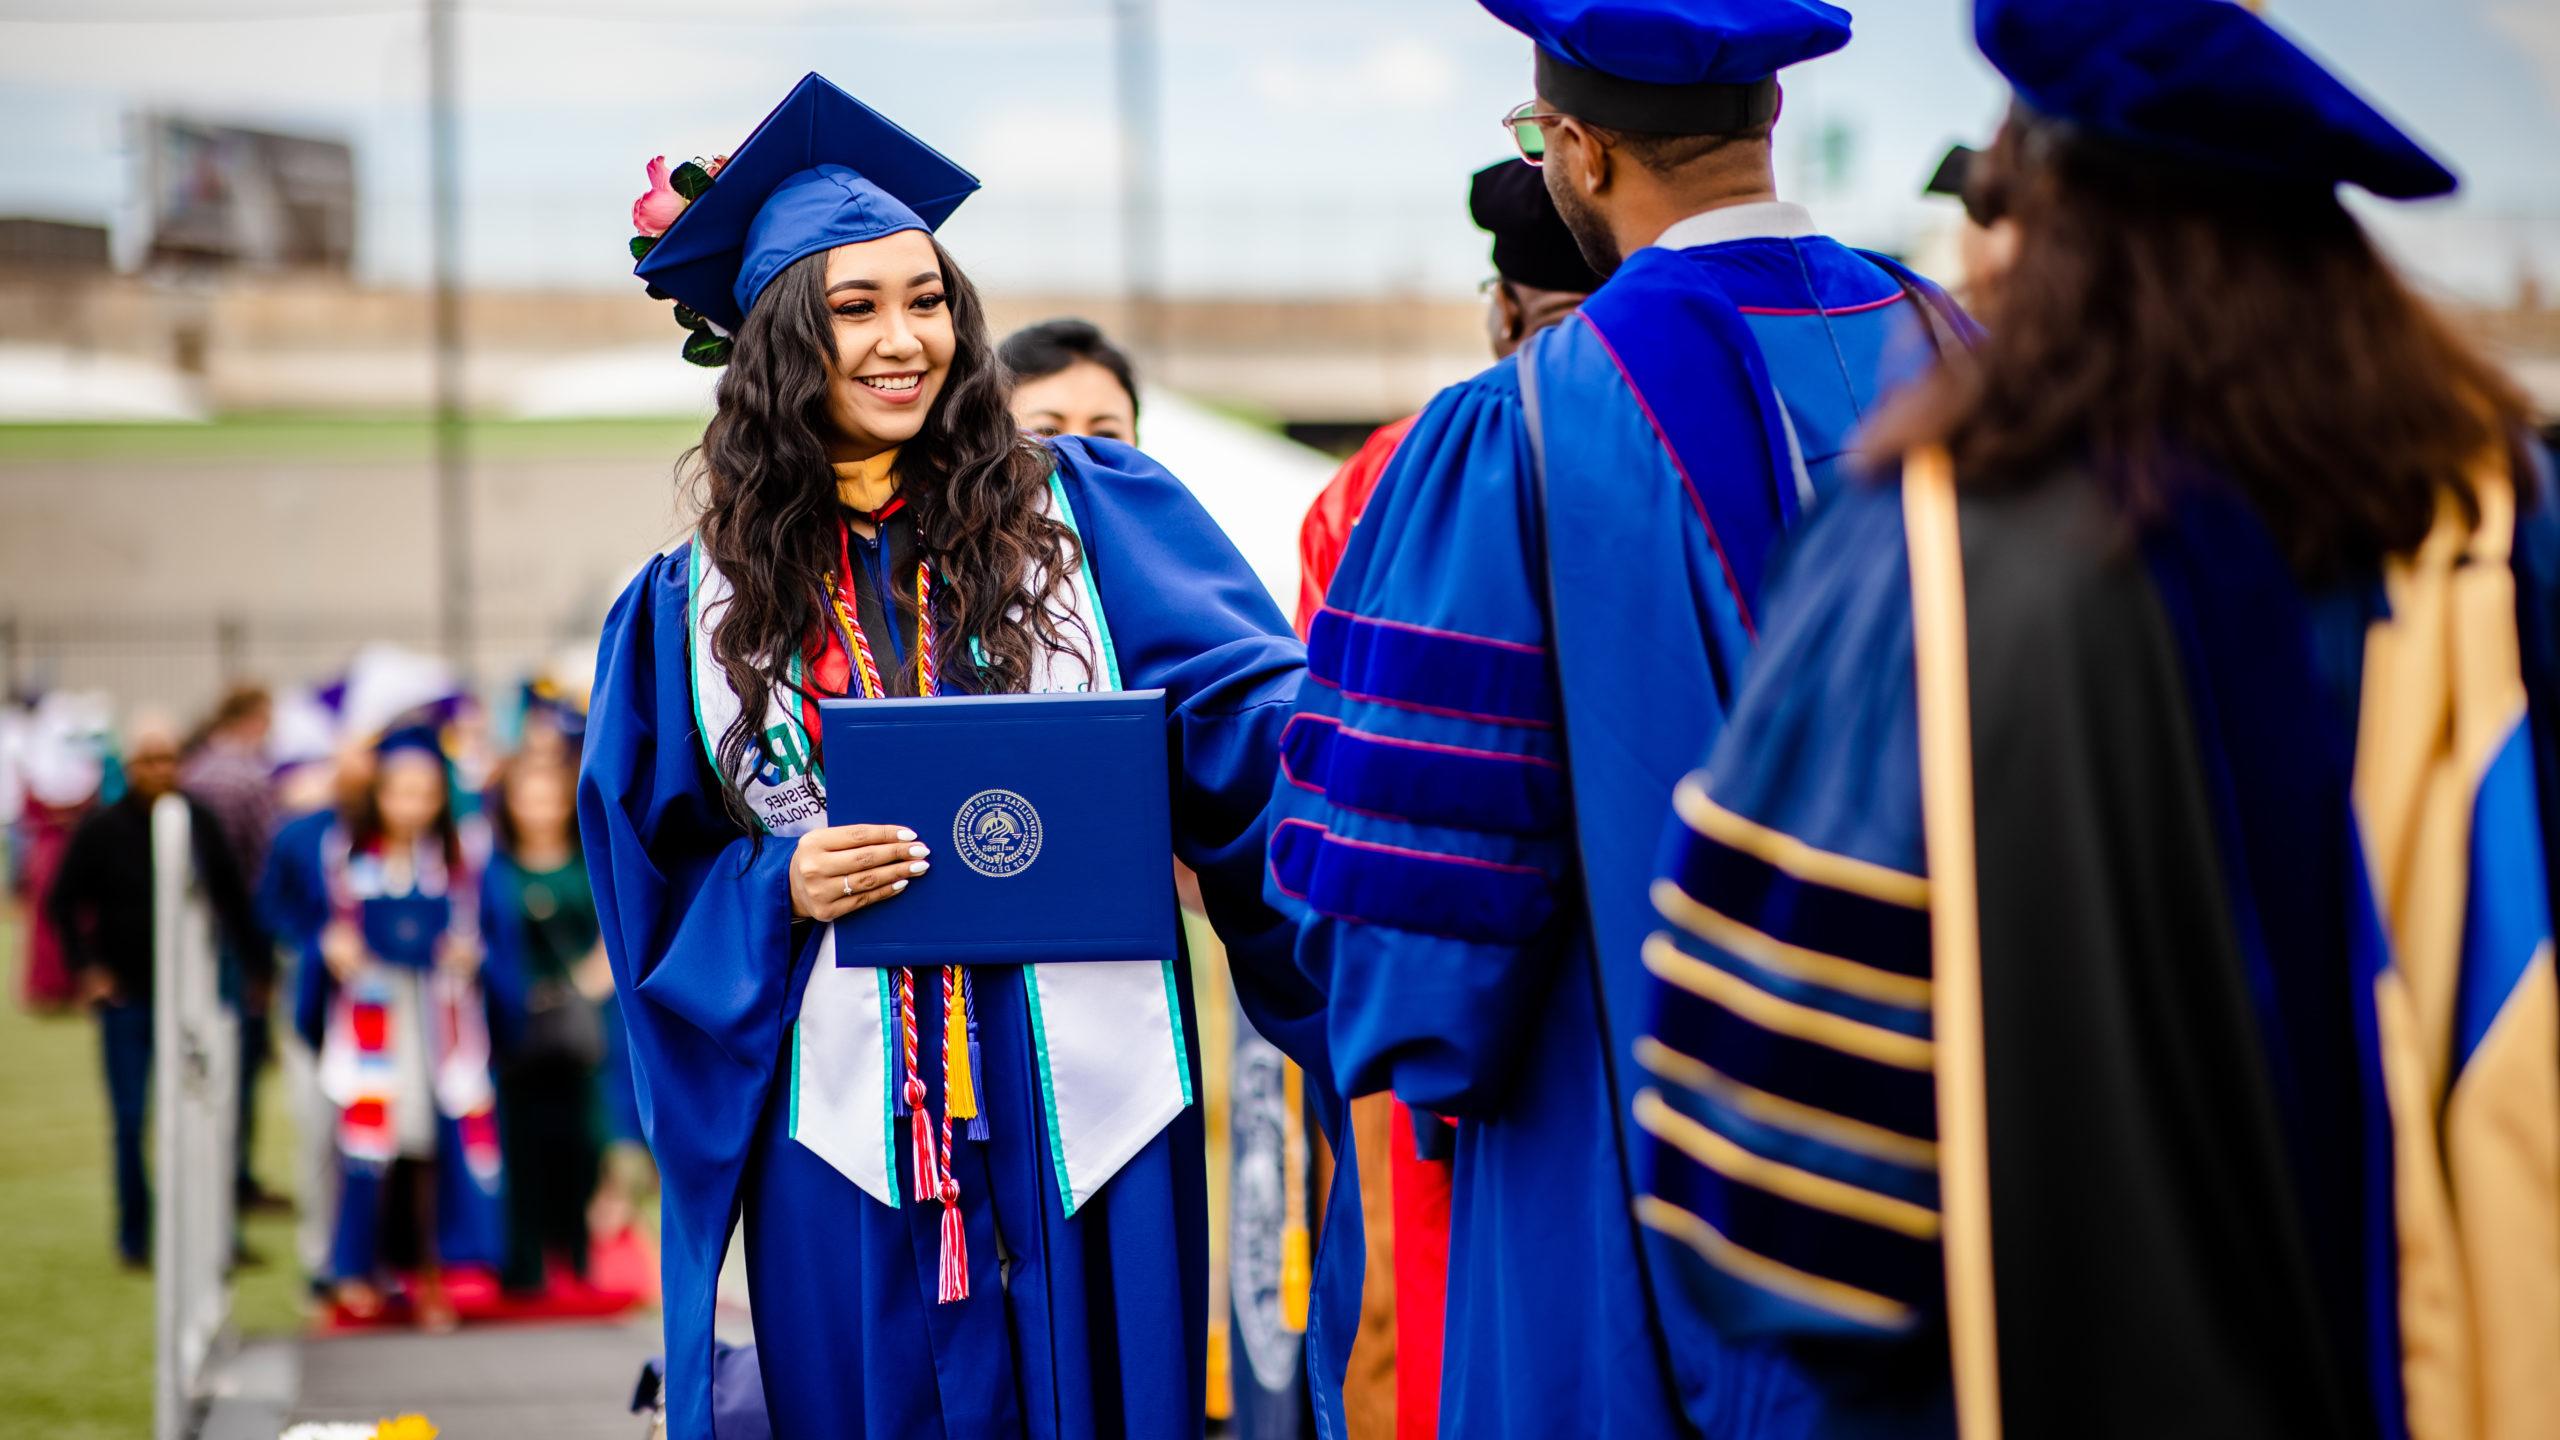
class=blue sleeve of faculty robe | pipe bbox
[578,546,809,1440]
[1263,363,1575,1116]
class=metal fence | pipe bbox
[153,793,235,1440]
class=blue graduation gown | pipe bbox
[1267,232,1951,1436]
[582,437,1318,1439]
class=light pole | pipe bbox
[1113,0,1165,363]
[428,0,472,676]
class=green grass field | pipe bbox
[0,904,308,1440]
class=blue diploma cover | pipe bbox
[820,690,1178,965]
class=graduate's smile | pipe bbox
[854,370,928,405]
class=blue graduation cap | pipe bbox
[634,73,981,336]
[1976,0,2456,200]
[374,721,446,763]
[1481,0,1851,134]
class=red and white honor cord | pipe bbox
[936,963,969,1302]
[830,526,971,1301]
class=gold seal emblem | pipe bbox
[953,788,1044,878]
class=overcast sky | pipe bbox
[0,0,2553,301]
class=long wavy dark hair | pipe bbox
[686,240,1087,826]
[1866,112,2532,578]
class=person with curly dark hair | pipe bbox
[1636,1,2558,1436]
[582,75,1316,1438]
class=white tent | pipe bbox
[509,347,1335,609]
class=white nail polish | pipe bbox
[910,860,930,875]
[896,828,917,842]
[891,879,909,893]
[908,843,930,858]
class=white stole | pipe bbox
[687,472,1192,1215]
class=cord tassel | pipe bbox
[937,1179,969,1303]
[935,961,969,1303]
[899,967,936,1202]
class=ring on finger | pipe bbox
[842,875,854,897]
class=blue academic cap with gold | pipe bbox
[1480,0,1851,134]
[1976,0,2456,200]
[633,73,980,340]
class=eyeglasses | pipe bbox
[1502,100,1562,166]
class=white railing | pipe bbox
[153,794,237,1440]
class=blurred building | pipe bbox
[138,117,356,274]
[0,218,111,273]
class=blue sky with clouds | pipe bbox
[0,0,2552,301]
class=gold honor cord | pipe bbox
[1904,446,2001,1440]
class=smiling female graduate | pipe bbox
[581,74,1326,1439]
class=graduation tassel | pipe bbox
[1279,1058,1312,1333]
[963,969,988,1141]
[936,965,969,1303]
[901,967,936,1204]
[944,965,977,1124]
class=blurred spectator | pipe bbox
[12,694,112,1011]
[260,733,376,1291]
[1000,317,1139,443]
[47,712,259,1266]
[182,683,287,1213]
[181,684,277,874]
[294,726,509,1329]
[484,753,610,1295]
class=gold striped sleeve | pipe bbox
[1643,934,1936,1072]
[1636,1195,1919,1332]
[1651,878,1932,1010]
[1635,1089,1941,1240]
[1636,1036,1939,1169]
[1674,776,1931,909]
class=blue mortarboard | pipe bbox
[635,73,981,333]
[374,722,445,763]
[1976,0,2456,201]
[1481,0,1851,133]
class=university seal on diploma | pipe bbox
[953,788,1044,878]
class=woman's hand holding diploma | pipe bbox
[791,823,930,922]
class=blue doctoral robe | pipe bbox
[581,437,1324,1439]
[1637,459,2560,1436]
[1267,228,1955,1436]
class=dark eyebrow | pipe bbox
[825,270,944,296]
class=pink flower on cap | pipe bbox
[632,156,686,237]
